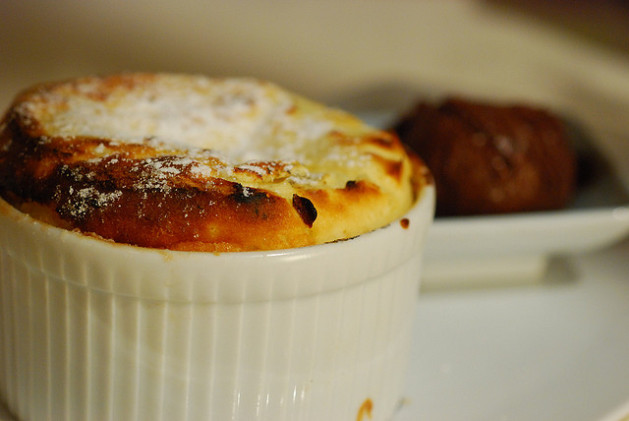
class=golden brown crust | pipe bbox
[0,73,430,251]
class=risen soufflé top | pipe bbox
[0,73,431,251]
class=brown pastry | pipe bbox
[393,97,576,216]
[0,73,431,251]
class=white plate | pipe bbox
[423,206,629,288]
[358,111,629,288]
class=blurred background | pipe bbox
[3,0,629,175]
[1,1,628,110]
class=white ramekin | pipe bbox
[0,186,434,421]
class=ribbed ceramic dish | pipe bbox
[0,186,434,421]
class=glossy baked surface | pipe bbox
[0,73,430,251]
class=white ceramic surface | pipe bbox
[0,185,434,421]
[422,205,629,288]
[394,237,629,421]
[358,110,629,289]
[3,238,629,421]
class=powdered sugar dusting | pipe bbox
[235,163,269,177]
[60,186,123,219]
[28,76,338,167]
[129,156,196,191]
[18,75,382,195]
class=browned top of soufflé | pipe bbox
[393,97,576,216]
[0,73,431,252]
